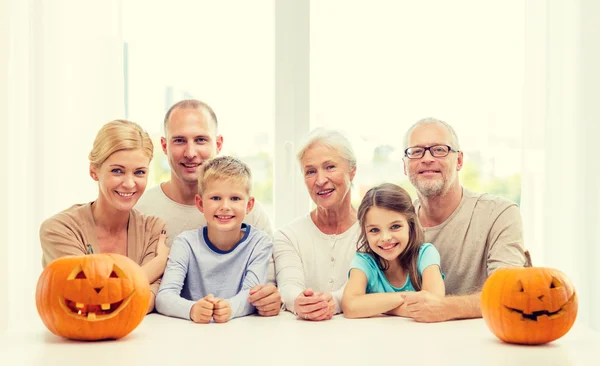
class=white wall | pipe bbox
[6,0,124,331]
[522,0,600,331]
[1,0,9,332]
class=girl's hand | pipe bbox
[294,289,330,321]
[385,293,410,317]
[156,230,170,259]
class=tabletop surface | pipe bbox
[1,312,599,366]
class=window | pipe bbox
[122,0,275,221]
[310,0,524,206]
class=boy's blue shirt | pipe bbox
[349,243,444,293]
[155,223,273,320]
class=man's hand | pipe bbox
[293,289,331,321]
[213,299,232,323]
[404,290,448,323]
[248,284,281,317]
[190,294,215,324]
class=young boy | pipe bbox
[155,156,273,323]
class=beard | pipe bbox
[410,173,448,197]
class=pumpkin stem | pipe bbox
[86,244,94,255]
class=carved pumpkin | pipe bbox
[481,267,578,345]
[36,253,150,341]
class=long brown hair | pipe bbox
[356,183,425,290]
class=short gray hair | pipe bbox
[403,117,461,151]
[296,128,357,171]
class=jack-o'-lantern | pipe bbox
[36,253,150,341]
[481,267,577,345]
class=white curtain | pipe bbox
[4,0,124,331]
[521,0,600,331]
[1,0,10,332]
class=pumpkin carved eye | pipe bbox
[514,280,524,292]
[111,264,126,279]
[550,277,562,289]
[67,265,86,280]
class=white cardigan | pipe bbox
[274,214,359,314]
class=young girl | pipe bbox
[342,183,445,318]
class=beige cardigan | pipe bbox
[39,202,166,296]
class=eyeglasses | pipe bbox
[404,145,458,159]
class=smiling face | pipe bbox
[196,177,254,234]
[403,123,463,197]
[36,254,150,341]
[301,144,356,210]
[161,107,223,186]
[90,149,150,213]
[364,207,410,262]
[481,267,578,345]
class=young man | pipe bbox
[136,99,280,316]
[400,117,529,322]
[155,156,273,322]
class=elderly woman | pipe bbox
[274,128,359,321]
[40,120,169,313]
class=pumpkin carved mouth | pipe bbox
[504,295,576,321]
[58,291,135,321]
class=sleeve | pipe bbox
[486,205,528,275]
[140,216,167,296]
[154,237,196,320]
[334,254,373,313]
[417,244,443,277]
[273,228,305,314]
[39,216,87,268]
[349,253,373,278]
[227,235,274,319]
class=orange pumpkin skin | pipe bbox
[481,267,578,345]
[36,253,150,341]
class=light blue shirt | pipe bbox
[155,224,273,320]
[349,243,444,293]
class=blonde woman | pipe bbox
[40,120,169,313]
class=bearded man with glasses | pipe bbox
[396,118,530,323]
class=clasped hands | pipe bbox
[385,290,448,323]
[190,294,231,323]
[294,288,335,321]
[190,284,282,323]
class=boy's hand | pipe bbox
[248,284,281,317]
[213,299,231,323]
[156,230,170,259]
[190,294,215,324]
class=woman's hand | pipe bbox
[294,289,334,321]
[156,230,170,259]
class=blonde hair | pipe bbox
[88,120,154,167]
[198,156,252,196]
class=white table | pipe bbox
[1,312,599,366]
